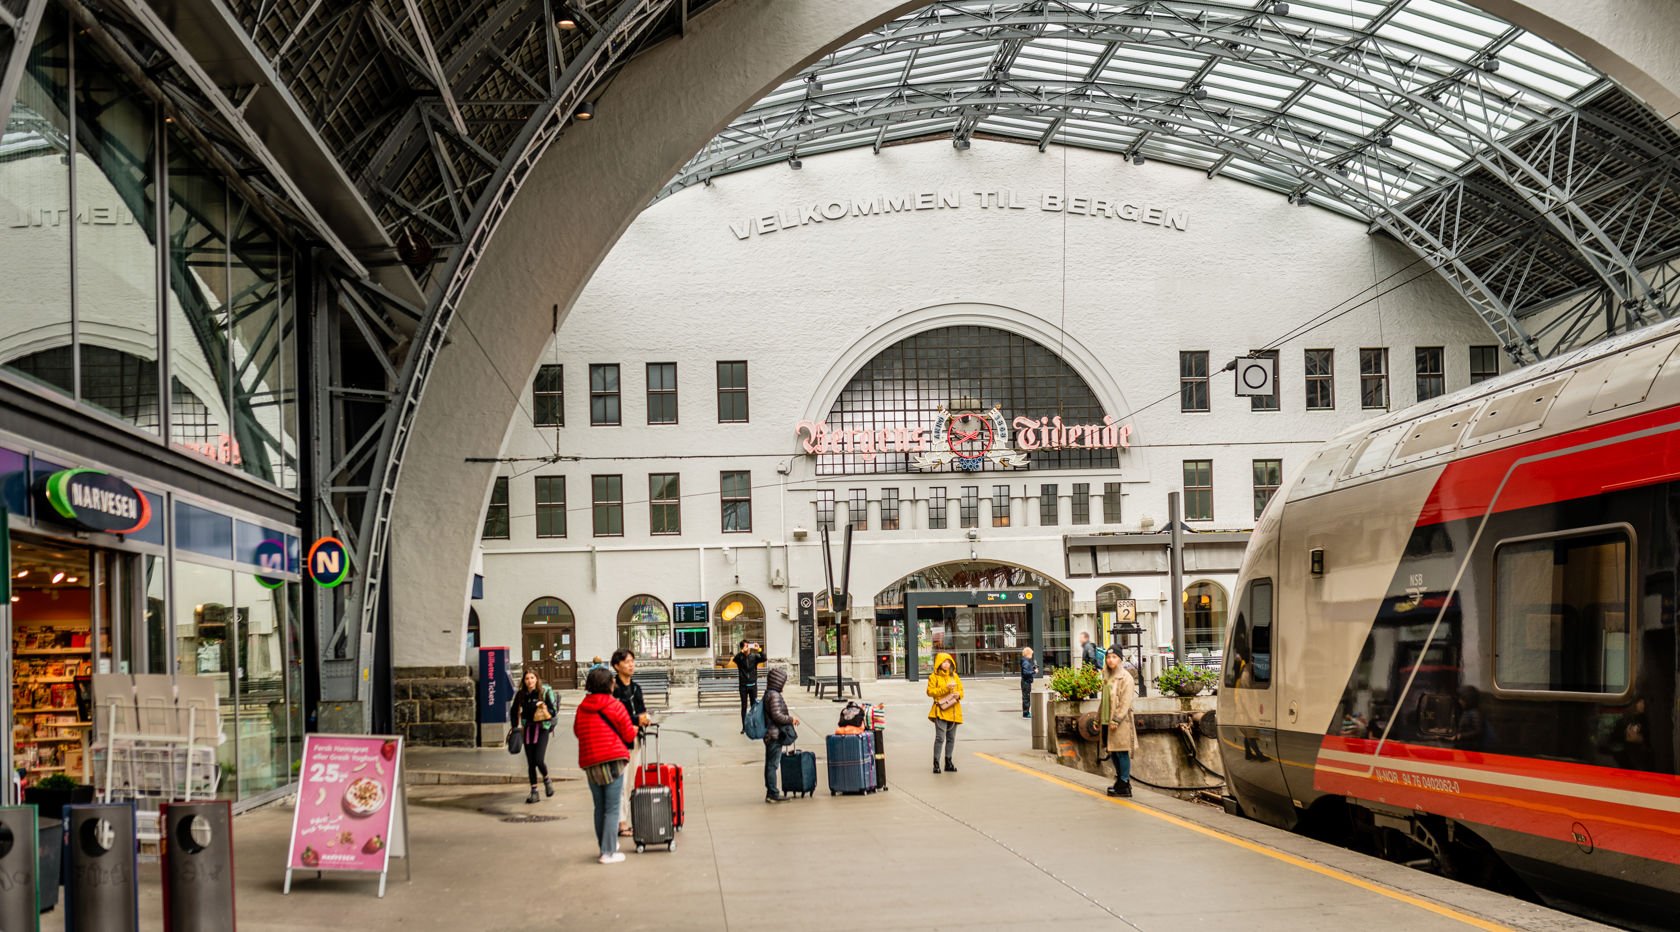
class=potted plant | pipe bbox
[23,773,95,820]
[1047,665,1104,702]
[1155,663,1218,698]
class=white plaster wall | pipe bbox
[474,141,1493,667]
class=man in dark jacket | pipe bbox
[1080,632,1099,668]
[732,640,767,734]
[761,667,799,803]
[611,649,649,835]
[1019,646,1036,718]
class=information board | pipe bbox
[673,602,708,625]
[476,646,512,724]
[284,734,410,897]
[797,591,816,686]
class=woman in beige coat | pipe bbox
[1100,650,1138,797]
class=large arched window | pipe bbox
[1183,581,1229,655]
[816,325,1116,475]
[714,592,766,665]
[617,595,671,660]
[1096,583,1133,650]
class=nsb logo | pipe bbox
[307,537,351,589]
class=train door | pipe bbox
[1221,575,1293,826]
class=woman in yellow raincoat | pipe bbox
[926,652,964,773]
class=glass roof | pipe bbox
[662,0,1603,217]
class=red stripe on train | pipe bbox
[1315,736,1680,863]
[1415,404,1680,528]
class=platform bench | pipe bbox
[697,668,748,703]
[632,670,670,707]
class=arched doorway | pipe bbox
[521,597,577,689]
[1095,584,1134,652]
[1183,581,1229,659]
[875,560,1072,679]
[714,592,766,667]
[617,595,671,660]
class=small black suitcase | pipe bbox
[872,726,887,791]
[631,784,676,852]
[781,749,817,797]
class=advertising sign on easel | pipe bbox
[283,735,410,897]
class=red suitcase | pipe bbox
[633,725,684,830]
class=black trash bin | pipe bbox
[38,816,60,913]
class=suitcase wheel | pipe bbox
[636,844,645,853]
[668,838,677,852]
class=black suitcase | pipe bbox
[780,749,817,797]
[872,726,887,791]
[631,784,676,852]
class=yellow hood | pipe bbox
[930,653,958,679]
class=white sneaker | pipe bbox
[598,852,625,864]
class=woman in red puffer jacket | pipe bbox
[574,666,638,863]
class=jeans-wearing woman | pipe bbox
[926,652,964,774]
[574,667,637,863]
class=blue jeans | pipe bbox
[1110,750,1131,786]
[764,739,784,795]
[590,771,625,857]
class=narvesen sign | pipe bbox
[796,404,1132,471]
[730,188,1189,241]
[43,469,151,534]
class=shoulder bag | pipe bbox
[505,725,523,755]
[936,686,960,710]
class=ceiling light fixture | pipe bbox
[1479,57,1500,73]
[788,154,803,170]
[66,576,78,584]
[1131,153,1145,165]
[1191,85,1209,101]
[13,569,24,578]
[1377,133,1394,147]
[953,135,971,150]
[804,73,824,92]
[574,100,595,121]
[1270,2,1290,14]
[555,6,579,30]
[51,572,64,584]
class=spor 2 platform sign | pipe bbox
[42,468,151,534]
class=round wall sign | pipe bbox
[254,538,287,590]
[306,536,351,588]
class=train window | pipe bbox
[1494,528,1631,695]
[1224,579,1272,689]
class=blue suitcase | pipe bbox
[780,749,817,797]
[827,732,876,795]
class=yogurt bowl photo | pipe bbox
[342,778,387,817]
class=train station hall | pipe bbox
[1,0,1679,929]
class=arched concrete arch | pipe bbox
[390,0,1680,666]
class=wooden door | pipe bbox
[522,622,578,691]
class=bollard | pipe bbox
[64,802,137,931]
[0,806,39,930]
[160,801,235,931]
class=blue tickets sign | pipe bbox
[476,647,513,724]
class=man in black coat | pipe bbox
[732,640,767,734]
[611,648,649,835]
[761,667,799,803]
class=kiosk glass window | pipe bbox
[715,593,766,665]
[166,127,235,457]
[617,595,671,660]
[1183,581,1229,656]
[234,571,290,796]
[173,560,237,799]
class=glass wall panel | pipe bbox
[285,582,303,784]
[142,554,167,674]
[234,571,287,795]
[227,198,292,486]
[0,7,73,394]
[73,31,160,431]
[165,128,232,456]
[173,560,236,800]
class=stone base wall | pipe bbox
[395,665,476,747]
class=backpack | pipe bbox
[744,699,768,740]
[838,701,866,729]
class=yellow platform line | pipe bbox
[975,752,1513,932]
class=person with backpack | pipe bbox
[611,648,650,837]
[574,667,637,864]
[509,669,561,803]
[926,652,963,773]
[732,640,767,735]
[1019,646,1036,718]
[759,667,800,803]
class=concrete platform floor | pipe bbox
[57,677,1609,931]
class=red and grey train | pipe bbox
[1218,316,1680,927]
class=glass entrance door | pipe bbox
[913,603,1031,677]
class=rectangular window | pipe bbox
[1183,460,1213,521]
[816,489,835,531]
[482,476,509,539]
[1304,349,1334,411]
[646,362,678,424]
[1495,528,1630,694]
[959,486,979,529]
[850,488,868,530]
[589,364,621,426]
[535,476,566,538]
[1415,347,1445,403]
[928,487,948,530]
[721,471,752,532]
[591,474,623,537]
[1102,482,1122,523]
[880,488,900,530]
[1179,351,1210,413]
[649,473,681,535]
[1470,345,1500,384]
[1359,348,1389,410]
[1252,459,1281,520]
[1039,484,1058,527]
[716,361,749,423]
[1224,578,1273,688]
[533,364,563,427]
[1071,483,1090,525]
[1249,349,1280,412]
[991,485,1011,528]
